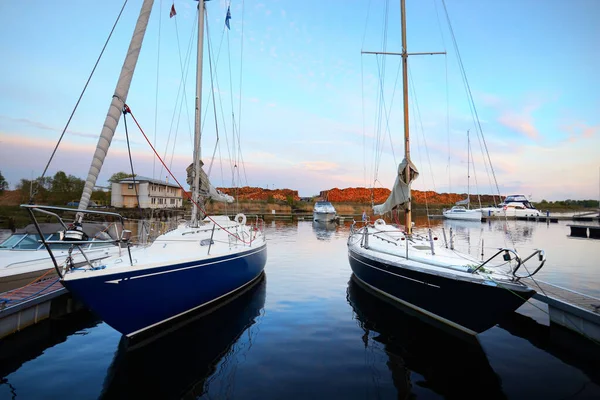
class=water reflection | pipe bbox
[311,220,337,241]
[498,312,600,386]
[346,276,506,399]
[99,274,266,399]
[0,310,101,397]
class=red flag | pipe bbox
[170,4,176,18]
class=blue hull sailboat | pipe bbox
[23,0,266,337]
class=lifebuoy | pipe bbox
[375,218,386,226]
[235,213,247,225]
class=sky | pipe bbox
[0,0,598,201]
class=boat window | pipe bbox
[0,234,27,249]
[11,234,44,250]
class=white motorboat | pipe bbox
[313,201,337,222]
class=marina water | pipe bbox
[1,217,599,399]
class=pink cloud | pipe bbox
[562,122,599,143]
[498,112,540,140]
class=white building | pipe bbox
[111,176,184,209]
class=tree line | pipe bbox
[0,170,135,205]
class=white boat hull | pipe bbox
[313,212,336,222]
[443,209,482,221]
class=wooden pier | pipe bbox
[522,278,600,342]
[0,279,81,339]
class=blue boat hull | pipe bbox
[348,247,535,333]
[62,244,267,336]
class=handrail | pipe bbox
[512,249,546,279]
[21,204,132,277]
[471,247,545,280]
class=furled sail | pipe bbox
[373,158,419,215]
[186,162,234,203]
[456,197,470,206]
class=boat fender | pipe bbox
[235,213,247,225]
[375,218,386,226]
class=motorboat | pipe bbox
[313,201,337,222]
[0,223,122,293]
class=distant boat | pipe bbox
[477,194,541,217]
[313,201,337,222]
[23,0,267,337]
[443,205,482,221]
[348,0,546,335]
[443,130,482,221]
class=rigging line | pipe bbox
[371,2,390,188]
[226,2,238,186]
[441,0,502,204]
[124,104,257,245]
[237,0,246,190]
[468,130,483,209]
[360,0,373,51]
[159,6,196,181]
[361,55,367,187]
[407,68,433,222]
[30,0,129,203]
[204,6,220,179]
[152,0,163,180]
[122,109,145,225]
[222,3,238,187]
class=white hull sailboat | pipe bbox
[443,131,482,222]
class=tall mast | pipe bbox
[191,0,206,226]
[467,129,470,208]
[400,0,412,235]
[78,0,155,211]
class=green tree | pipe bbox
[50,171,85,204]
[0,170,8,193]
[108,172,136,184]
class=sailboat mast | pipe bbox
[78,0,155,211]
[191,0,206,226]
[400,0,412,235]
[467,130,470,208]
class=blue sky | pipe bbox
[0,0,598,201]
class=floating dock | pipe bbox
[0,279,81,339]
[523,278,600,342]
[567,224,600,239]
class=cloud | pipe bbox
[562,122,599,143]
[497,111,539,140]
[0,115,137,143]
[299,161,339,172]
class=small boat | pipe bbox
[348,0,546,335]
[443,130,482,221]
[23,0,267,337]
[442,205,482,221]
[0,223,122,293]
[313,201,337,222]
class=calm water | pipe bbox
[1,217,600,399]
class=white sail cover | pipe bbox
[373,158,419,215]
[456,197,470,206]
[186,163,234,203]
